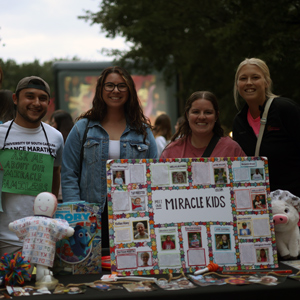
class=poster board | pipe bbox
[107,157,278,275]
[52,202,102,275]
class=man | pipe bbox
[0,76,64,256]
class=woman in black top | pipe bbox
[233,57,300,196]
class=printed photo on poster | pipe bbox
[216,234,231,250]
[133,220,149,240]
[172,171,187,184]
[188,232,202,248]
[214,168,227,184]
[256,248,269,263]
[252,194,267,209]
[113,170,125,185]
[131,196,145,211]
[251,168,264,181]
[161,235,176,250]
[138,251,152,267]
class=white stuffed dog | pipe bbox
[270,189,300,260]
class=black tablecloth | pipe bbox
[17,261,299,300]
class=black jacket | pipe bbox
[233,97,300,196]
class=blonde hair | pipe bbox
[234,58,278,109]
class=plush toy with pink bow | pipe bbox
[9,192,74,281]
[270,189,300,260]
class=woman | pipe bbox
[153,113,172,157]
[174,116,185,135]
[233,58,300,196]
[49,110,74,143]
[61,66,157,246]
[160,91,245,159]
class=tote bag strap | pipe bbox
[202,134,220,157]
[79,119,90,182]
[255,97,274,156]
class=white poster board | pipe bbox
[107,157,278,275]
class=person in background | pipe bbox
[233,58,300,196]
[61,66,157,248]
[0,90,16,123]
[0,66,15,123]
[152,113,172,157]
[174,116,185,136]
[49,109,74,143]
[0,76,64,256]
[49,110,74,202]
[161,91,245,159]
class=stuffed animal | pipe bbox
[8,192,74,281]
[270,189,300,260]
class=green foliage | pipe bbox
[0,59,54,95]
[0,57,80,97]
[81,0,300,130]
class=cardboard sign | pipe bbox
[0,149,54,195]
[107,157,278,275]
[52,202,102,275]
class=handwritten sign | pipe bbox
[0,149,54,196]
[107,157,278,275]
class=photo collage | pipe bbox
[106,157,277,275]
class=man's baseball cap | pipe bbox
[16,76,50,97]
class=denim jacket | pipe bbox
[61,118,158,212]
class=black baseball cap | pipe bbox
[16,76,50,97]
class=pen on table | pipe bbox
[222,270,293,275]
[194,263,219,275]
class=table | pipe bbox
[18,261,300,300]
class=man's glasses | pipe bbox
[104,82,128,92]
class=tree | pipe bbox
[0,57,80,121]
[81,0,300,130]
[0,57,80,95]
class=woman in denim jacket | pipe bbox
[61,66,157,247]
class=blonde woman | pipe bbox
[233,58,300,197]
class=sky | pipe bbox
[0,0,129,64]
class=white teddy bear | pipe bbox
[270,189,300,260]
[9,192,74,281]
